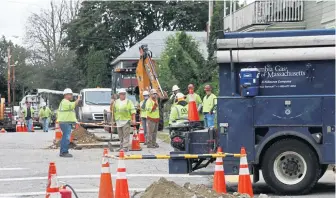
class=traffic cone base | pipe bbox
[238,147,254,197]
[0,128,6,133]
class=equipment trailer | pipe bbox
[169,29,335,195]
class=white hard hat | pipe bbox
[41,102,46,107]
[176,93,185,99]
[143,91,149,96]
[63,88,73,95]
[172,85,180,92]
[118,88,127,94]
[150,89,157,94]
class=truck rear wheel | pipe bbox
[261,139,320,195]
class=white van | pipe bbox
[77,88,112,128]
[77,88,138,129]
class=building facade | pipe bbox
[223,0,335,32]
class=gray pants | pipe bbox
[117,122,130,149]
[141,118,147,142]
[147,119,158,146]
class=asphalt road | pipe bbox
[0,128,334,198]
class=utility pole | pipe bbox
[207,0,214,42]
[12,58,15,105]
[7,47,11,104]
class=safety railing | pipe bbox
[224,0,304,31]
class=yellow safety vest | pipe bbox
[202,93,217,113]
[146,98,159,119]
[114,99,136,121]
[57,99,77,123]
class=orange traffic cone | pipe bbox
[23,124,28,132]
[188,89,200,121]
[16,121,22,132]
[0,128,6,133]
[54,122,62,141]
[115,150,129,198]
[99,148,114,198]
[238,147,254,197]
[130,127,141,151]
[138,123,145,143]
[45,162,61,198]
[213,147,227,193]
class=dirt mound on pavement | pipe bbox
[141,178,243,198]
[48,125,97,149]
[71,126,97,144]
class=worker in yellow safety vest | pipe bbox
[39,102,52,132]
[140,90,150,145]
[185,84,203,123]
[22,102,35,132]
[113,88,136,152]
[202,85,217,128]
[169,85,181,106]
[146,89,160,148]
[169,93,188,125]
[57,88,81,157]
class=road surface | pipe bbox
[0,128,334,197]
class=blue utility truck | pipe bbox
[169,29,335,195]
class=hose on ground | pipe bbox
[64,184,79,198]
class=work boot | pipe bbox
[59,153,73,158]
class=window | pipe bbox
[85,91,111,105]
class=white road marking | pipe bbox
[0,173,204,182]
[0,188,146,197]
[0,168,28,171]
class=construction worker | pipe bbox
[39,102,52,132]
[169,93,188,124]
[57,88,81,157]
[109,94,118,134]
[202,85,217,128]
[140,91,149,144]
[185,84,203,122]
[169,85,181,106]
[22,102,35,132]
[146,89,160,148]
[113,88,136,152]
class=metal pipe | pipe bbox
[230,49,236,96]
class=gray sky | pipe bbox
[0,0,254,46]
[0,0,50,45]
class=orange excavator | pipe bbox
[108,45,168,131]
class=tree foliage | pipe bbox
[64,1,209,88]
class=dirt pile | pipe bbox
[141,178,247,198]
[48,126,97,149]
[71,126,97,144]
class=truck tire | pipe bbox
[261,139,320,195]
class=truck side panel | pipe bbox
[254,97,322,126]
[217,98,254,174]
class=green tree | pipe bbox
[64,1,209,88]
[158,32,206,94]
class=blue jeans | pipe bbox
[26,119,33,132]
[42,118,49,132]
[59,123,72,154]
[141,117,147,137]
[204,113,215,128]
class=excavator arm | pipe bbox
[136,45,167,101]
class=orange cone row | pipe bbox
[212,147,253,197]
